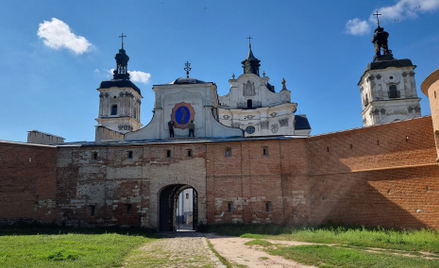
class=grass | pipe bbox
[0,226,158,268]
[199,223,439,252]
[270,245,439,268]
[200,223,439,267]
[244,239,272,247]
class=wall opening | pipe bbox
[159,184,198,232]
[111,104,118,115]
[227,202,234,213]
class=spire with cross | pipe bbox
[113,33,130,79]
[373,11,382,27]
[371,11,393,61]
[184,61,192,78]
[119,33,127,49]
[247,35,253,48]
[241,35,261,76]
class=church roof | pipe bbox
[99,79,142,95]
[245,47,258,62]
[294,114,311,130]
[168,77,207,84]
[365,58,414,71]
[358,58,415,85]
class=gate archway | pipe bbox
[159,184,198,231]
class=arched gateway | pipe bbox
[159,184,198,231]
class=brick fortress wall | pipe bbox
[206,116,439,229]
[1,116,438,229]
[0,142,59,224]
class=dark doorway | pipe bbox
[247,99,253,108]
[159,184,198,232]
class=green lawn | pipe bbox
[200,223,439,268]
[270,244,439,268]
[0,227,158,268]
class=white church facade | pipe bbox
[218,44,311,137]
[94,41,311,141]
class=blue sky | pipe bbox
[1,0,439,142]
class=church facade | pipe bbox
[1,25,439,231]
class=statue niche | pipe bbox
[243,80,256,97]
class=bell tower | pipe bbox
[241,36,261,76]
[95,34,142,140]
[358,13,421,126]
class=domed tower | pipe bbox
[358,13,421,126]
[241,43,261,76]
[95,36,142,141]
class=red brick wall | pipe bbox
[206,116,439,229]
[303,116,439,229]
[0,142,59,223]
[2,116,439,230]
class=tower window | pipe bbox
[126,204,132,215]
[166,150,171,158]
[225,148,231,157]
[247,99,253,108]
[388,85,399,98]
[92,152,98,161]
[127,151,133,159]
[187,150,192,158]
[111,105,118,115]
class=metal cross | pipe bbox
[119,33,127,48]
[247,35,253,47]
[184,61,192,78]
[373,11,382,27]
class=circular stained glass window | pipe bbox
[246,126,255,134]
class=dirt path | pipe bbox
[123,231,316,268]
[205,233,317,268]
[122,232,223,268]
[124,232,439,267]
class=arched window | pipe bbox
[389,85,399,98]
[111,105,118,115]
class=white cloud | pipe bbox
[37,18,92,54]
[345,18,371,36]
[94,69,100,73]
[345,0,439,36]
[130,70,151,84]
[372,0,439,22]
[107,69,114,78]
[102,68,151,84]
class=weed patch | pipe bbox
[245,239,272,247]
[270,245,439,268]
[200,223,439,253]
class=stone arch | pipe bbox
[158,184,198,231]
